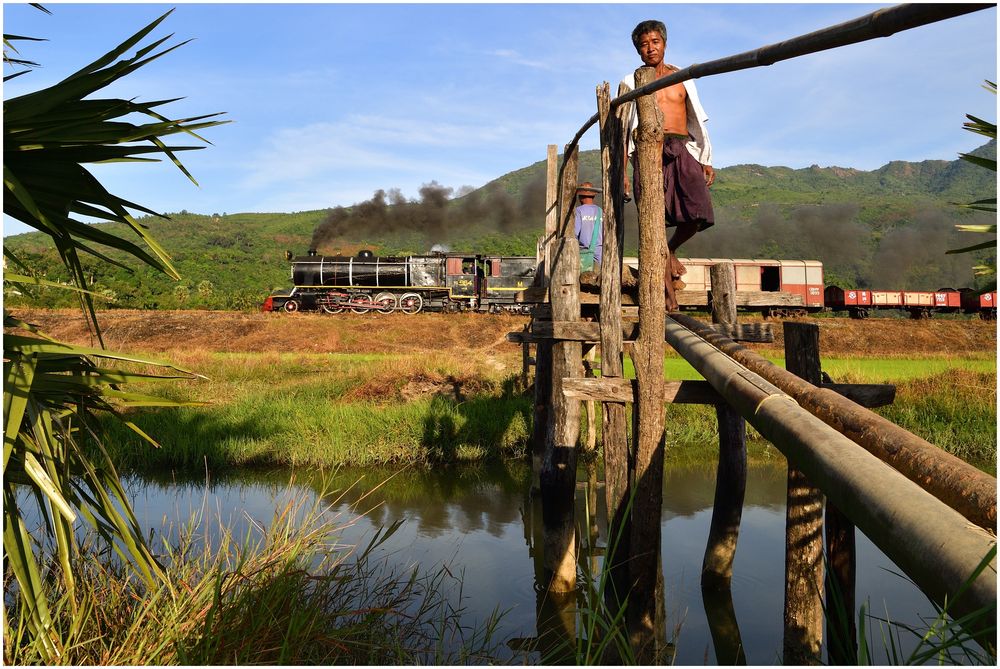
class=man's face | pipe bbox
[635,31,665,67]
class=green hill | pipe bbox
[4,142,995,310]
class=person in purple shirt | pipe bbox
[573,181,603,272]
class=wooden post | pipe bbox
[627,66,668,661]
[782,322,825,665]
[540,144,581,594]
[597,81,632,613]
[530,147,562,491]
[702,262,748,589]
[541,144,559,278]
[583,345,598,454]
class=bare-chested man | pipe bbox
[621,19,715,311]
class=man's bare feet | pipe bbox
[669,254,687,280]
[665,277,679,312]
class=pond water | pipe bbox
[112,459,943,665]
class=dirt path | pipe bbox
[8,308,997,358]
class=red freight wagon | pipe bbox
[933,290,962,310]
[960,289,998,320]
[824,286,873,318]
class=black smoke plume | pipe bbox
[310,175,549,251]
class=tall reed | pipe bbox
[3,477,505,665]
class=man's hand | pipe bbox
[703,165,716,187]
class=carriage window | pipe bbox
[461,259,475,275]
[761,266,780,292]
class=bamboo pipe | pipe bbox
[670,312,997,531]
[663,318,996,632]
[564,3,989,151]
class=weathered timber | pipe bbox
[540,144,559,281]
[669,312,997,531]
[823,383,894,408]
[782,322,825,666]
[712,322,774,343]
[539,160,581,594]
[583,347,597,454]
[530,319,772,344]
[663,316,997,642]
[562,378,721,403]
[825,496,858,666]
[702,262,749,591]
[598,81,633,631]
[627,66,668,662]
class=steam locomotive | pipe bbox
[263,249,997,320]
[261,249,537,314]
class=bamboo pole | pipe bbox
[669,312,996,530]
[782,323,825,665]
[663,317,997,638]
[702,263,748,589]
[627,66,668,661]
[563,4,987,151]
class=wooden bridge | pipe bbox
[509,3,996,663]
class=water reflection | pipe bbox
[86,461,939,664]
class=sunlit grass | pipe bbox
[3,481,506,665]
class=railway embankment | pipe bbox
[8,308,998,357]
[8,308,996,474]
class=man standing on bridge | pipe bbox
[621,19,716,311]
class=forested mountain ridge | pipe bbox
[4,142,995,310]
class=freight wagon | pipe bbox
[825,286,982,319]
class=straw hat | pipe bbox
[575,181,601,196]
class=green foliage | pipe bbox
[948,80,997,283]
[3,9,225,660]
[6,142,998,308]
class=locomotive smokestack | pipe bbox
[308,248,317,257]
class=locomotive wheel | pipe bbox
[349,294,373,314]
[283,300,299,313]
[374,292,397,314]
[321,302,345,314]
[399,292,423,314]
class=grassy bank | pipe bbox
[96,350,996,474]
[4,488,504,665]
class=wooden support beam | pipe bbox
[597,81,633,636]
[703,262,748,591]
[627,65,668,662]
[782,322,825,666]
[529,319,773,344]
[539,162,581,595]
[563,378,722,403]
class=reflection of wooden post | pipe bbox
[702,262,748,588]
[703,585,748,665]
[540,144,581,594]
[825,501,857,665]
[597,81,631,614]
[783,322,825,665]
[628,66,668,662]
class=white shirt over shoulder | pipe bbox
[619,67,713,167]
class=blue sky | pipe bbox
[2,2,996,237]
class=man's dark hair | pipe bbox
[631,20,667,49]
